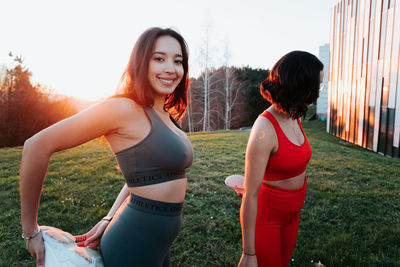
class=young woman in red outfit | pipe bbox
[238,51,324,267]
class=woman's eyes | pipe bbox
[153,57,182,65]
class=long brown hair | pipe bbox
[116,27,190,121]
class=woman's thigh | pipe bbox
[255,223,282,267]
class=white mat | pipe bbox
[40,226,104,267]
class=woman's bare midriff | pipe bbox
[263,172,306,190]
[127,178,187,203]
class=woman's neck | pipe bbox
[269,106,291,120]
[152,95,167,114]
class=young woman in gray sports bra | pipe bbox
[20,27,193,267]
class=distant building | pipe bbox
[328,0,400,158]
[317,43,329,120]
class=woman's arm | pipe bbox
[75,183,130,248]
[105,183,130,219]
[19,98,135,261]
[238,116,275,266]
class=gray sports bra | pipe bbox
[115,107,194,187]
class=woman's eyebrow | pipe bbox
[152,51,183,57]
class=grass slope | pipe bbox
[1,121,399,266]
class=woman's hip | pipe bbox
[100,194,183,265]
[257,178,307,214]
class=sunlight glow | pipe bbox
[0,0,336,100]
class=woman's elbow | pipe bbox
[23,135,53,158]
[23,135,35,149]
[23,136,35,156]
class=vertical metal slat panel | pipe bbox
[328,0,399,157]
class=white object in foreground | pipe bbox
[224,174,245,197]
[40,226,104,267]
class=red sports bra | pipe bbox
[261,110,312,181]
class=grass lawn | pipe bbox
[1,119,399,266]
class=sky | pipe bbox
[0,0,339,100]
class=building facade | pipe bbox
[328,0,400,157]
[317,43,330,120]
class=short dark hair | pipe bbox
[260,51,323,119]
[117,27,190,121]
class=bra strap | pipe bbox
[261,111,284,137]
[143,107,160,128]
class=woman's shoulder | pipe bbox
[104,96,140,109]
[249,113,278,146]
[253,113,275,133]
[101,96,143,118]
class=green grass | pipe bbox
[1,121,399,266]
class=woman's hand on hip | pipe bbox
[75,219,110,249]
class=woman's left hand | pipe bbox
[25,231,45,267]
[74,220,109,248]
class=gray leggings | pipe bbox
[100,194,183,267]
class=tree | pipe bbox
[0,54,77,147]
[192,24,226,131]
[182,66,246,131]
[222,66,245,129]
[199,25,212,131]
[235,66,270,126]
[219,43,246,130]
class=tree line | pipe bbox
[181,25,271,132]
[181,66,270,132]
[0,54,78,148]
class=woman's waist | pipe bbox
[127,178,187,203]
[263,173,306,191]
[127,193,183,216]
[258,176,307,210]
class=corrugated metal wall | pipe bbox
[328,0,400,158]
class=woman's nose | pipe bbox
[164,60,175,73]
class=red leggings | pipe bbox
[255,178,307,267]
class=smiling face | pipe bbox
[147,35,184,98]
